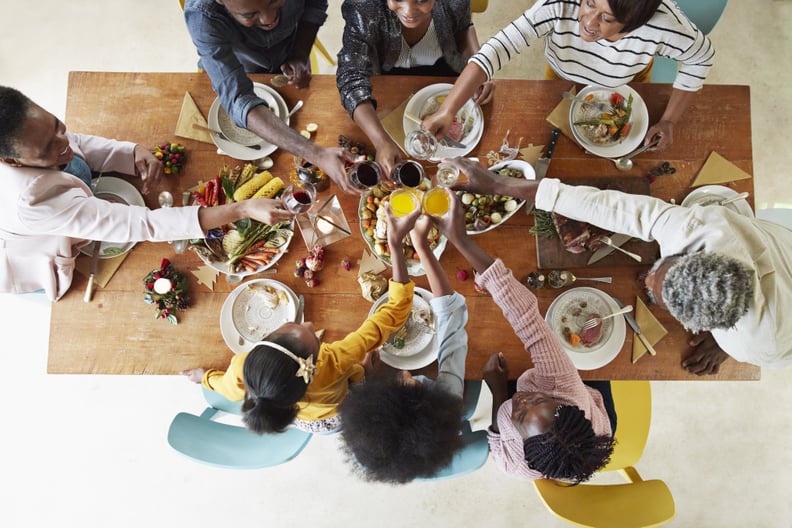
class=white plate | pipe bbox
[216,89,281,146]
[680,185,754,217]
[358,186,447,277]
[81,177,145,258]
[403,83,484,161]
[220,279,299,353]
[544,287,626,370]
[569,85,649,159]
[368,287,438,370]
[207,82,290,161]
[194,225,294,279]
[460,159,536,235]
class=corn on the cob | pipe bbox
[234,163,258,191]
[233,171,273,201]
[252,176,285,199]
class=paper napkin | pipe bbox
[545,85,576,141]
[192,264,219,290]
[174,91,214,144]
[631,296,668,363]
[75,252,129,288]
[690,151,753,187]
[380,96,411,153]
[519,144,546,166]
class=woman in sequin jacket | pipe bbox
[336,0,494,177]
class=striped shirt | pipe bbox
[394,19,444,69]
[471,0,714,91]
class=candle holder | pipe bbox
[294,194,352,250]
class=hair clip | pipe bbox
[259,341,316,384]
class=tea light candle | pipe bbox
[153,277,173,294]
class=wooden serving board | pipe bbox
[535,177,660,269]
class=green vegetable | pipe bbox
[226,220,288,266]
[530,209,558,238]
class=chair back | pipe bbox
[533,478,676,528]
[310,38,336,73]
[601,381,651,473]
[471,0,489,13]
[415,421,489,481]
[202,386,243,414]
[650,0,728,83]
[757,208,792,229]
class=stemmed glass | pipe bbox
[348,160,382,190]
[281,181,317,215]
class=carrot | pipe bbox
[620,123,632,137]
[568,333,582,347]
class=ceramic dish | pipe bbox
[207,82,290,161]
[358,185,447,277]
[80,177,145,258]
[369,287,438,370]
[193,225,294,280]
[458,159,536,235]
[680,185,754,217]
[545,287,626,370]
[220,279,299,353]
[403,83,484,161]
[216,89,281,146]
[569,85,649,159]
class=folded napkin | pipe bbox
[380,96,411,153]
[519,144,546,166]
[75,252,129,288]
[174,91,214,144]
[545,85,576,142]
[631,296,668,363]
[690,151,753,187]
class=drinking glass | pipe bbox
[281,181,316,215]
[422,187,452,217]
[348,160,382,190]
[392,160,425,188]
[404,129,439,161]
[389,189,421,218]
[435,161,461,187]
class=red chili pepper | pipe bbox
[212,176,221,206]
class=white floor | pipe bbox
[2,1,792,527]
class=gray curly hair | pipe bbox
[661,252,754,333]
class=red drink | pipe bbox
[394,160,423,188]
[350,161,382,189]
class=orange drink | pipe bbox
[389,189,421,217]
[422,187,451,217]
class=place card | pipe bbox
[380,96,411,153]
[690,151,753,187]
[519,143,546,166]
[174,91,213,144]
[192,264,219,290]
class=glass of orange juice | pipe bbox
[389,189,421,217]
[422,187,451,217]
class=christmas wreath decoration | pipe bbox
[143,258,189,324]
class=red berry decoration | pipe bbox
[153,142,186,175]
[340,258,352,272]
[456,268,469,281]
[305,278,320,288]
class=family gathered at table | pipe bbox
[2,0,790,485]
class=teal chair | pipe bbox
[650,0,728,83]
[167,388,312,469]
[416,380,489,481]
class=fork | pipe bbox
[499,129,523,161]
[581,305,634,331]
[599,235,643,262]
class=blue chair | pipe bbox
[167,388,312,469]
[415,380,489,481]
[757,208,792,229]
[650,0,729,83]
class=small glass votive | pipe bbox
[348,160,382,190]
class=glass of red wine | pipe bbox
[392,160,425,188]
[348,160,383,190]
[281,181,317,215]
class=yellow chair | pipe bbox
[471,0,489,13]
[533,478,676,528]
[600,380,652,481]
[309,37,336,73]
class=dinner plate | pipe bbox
[80,177,145,258]
[193,225,294,279]
[207,82,290,161]
[569,85,649,159]
[368,287,438,370]
[459,159,536,235]
[220,278,299,353]
[544,287,626,370]
[680,185,754,218]
[358,186,447,276]
[403,83,484,161]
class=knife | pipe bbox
[295,294,305,323]
[83,240,101,303]
[526,127,561,214]
[588,233,633,265]
[615,298,656,356]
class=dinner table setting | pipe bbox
[48,71,759,382]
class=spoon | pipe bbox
[571,274,613,284]
[191,123,262,150]
[718,191,750,206]
[158,191,174,208]
[287,100,304,117]
[613,137,661,171]
[599,235,642,262]
[562,91,607,111]
[581,305,634,331]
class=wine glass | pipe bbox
[348,160,382,190]
[281,181,316,215]
[392,160,425,188]
[435,161,461,187]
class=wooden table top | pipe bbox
[48,71,759,381]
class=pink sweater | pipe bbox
[477,259,611,480]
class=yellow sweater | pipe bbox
[202,280,414,421]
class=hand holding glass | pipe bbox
[281,181,316,215]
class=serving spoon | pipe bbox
[612,137,661,171]
[718,191,750,206]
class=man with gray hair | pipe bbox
[443,157,792,375]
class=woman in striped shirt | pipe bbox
[337,0,495,177]
[424,0,715,151]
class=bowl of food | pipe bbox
[569,85,648,159]
[230,279,298,343]
[359,182,447,276]
[456,159,535,234]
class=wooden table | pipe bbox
[48,71,759,381]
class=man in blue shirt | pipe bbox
[184,0,356,192]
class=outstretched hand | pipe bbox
[281,59,312,89]
[682,332,729,375]
[315,147,359,195]
[645,120,674,152]
[133,144,164,195]
[483,352,509,393]
[181,368,205,384]
[246,198,294,226]
[431,191,468,244]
